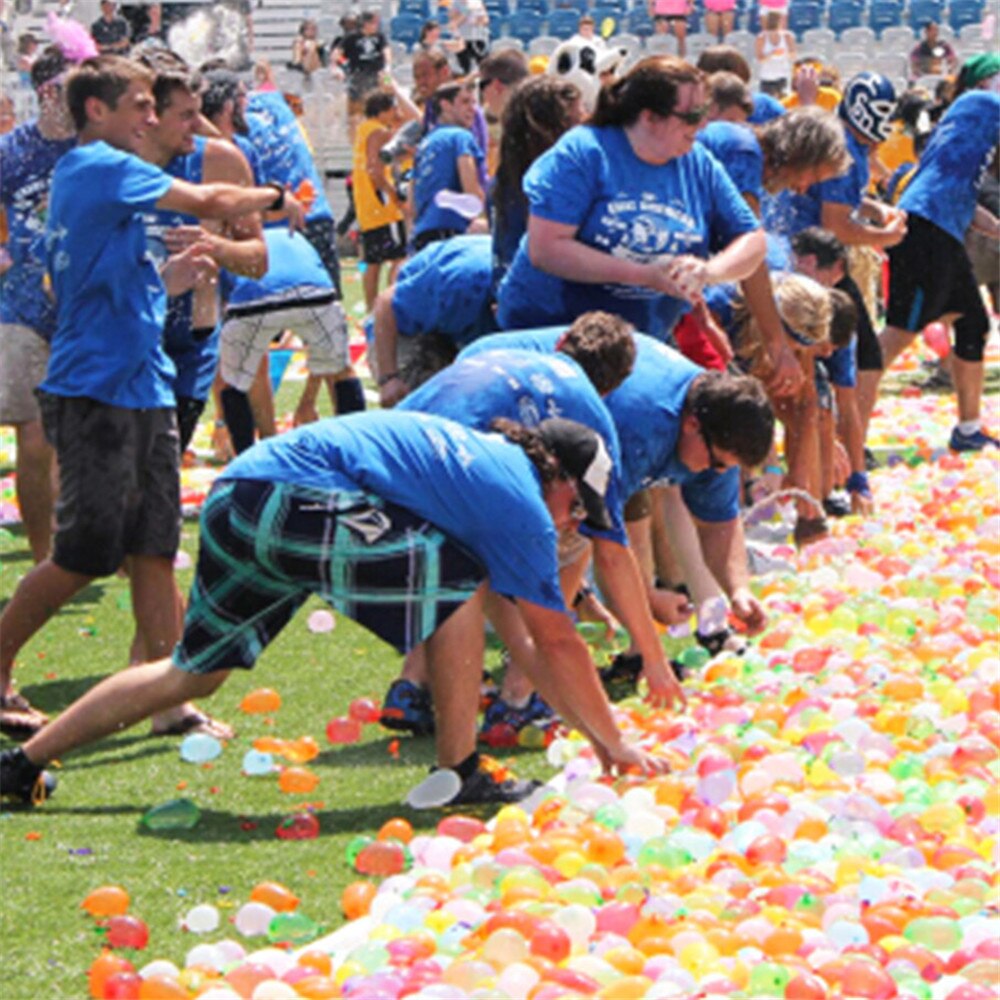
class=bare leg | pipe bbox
[398,644,429,685]
[855,368,881,441]
[878,323,917,372]
[426,584,486,769]
[952,355,984,424]
[0,560,92,696]
[362,260,381,313]
[13,419,55,564]
[23,660,228,767]
[484,588,539,705]
[248,353,276,439]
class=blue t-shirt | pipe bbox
[227,229,332,307]
[221,410,565,612]
[497,126,758,338]
[764,125,869,239]
[392,235,496,346]
[245,91,333,223]
[749,92,786,125]
[142,136,217,402]
[818,342,856,388]
[412,126,484,236]
[0,121,75,339]
[400,349,627,545]
[900,91,1000,243]
[462,330,739,521]
[43,141,175,408]
[696,121,764,205]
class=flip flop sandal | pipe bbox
[0,692,49,740]
[150,711,235,741]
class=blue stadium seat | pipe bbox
[518,0,551,14]
[949,0,986,33]
[868,0,904,38]
[397,0,430,17]
[625,7,655,35]
[485,0,512,17]
[390,12,423,45]
[592,6,626,34]
[787,3,823,39]
[827,1,864,36]
[553,0,589,13]
[507,9,546,43]
[907,0,945,32]
[597,0,627,11]
[548,8,581,36]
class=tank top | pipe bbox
[352,117,405,231]
[759,30,793,82]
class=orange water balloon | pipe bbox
[240,688,282,714]
[81,886,130,918]
[249,881,299,912]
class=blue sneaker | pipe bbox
[380,679,435,736]
[481,692,554,733]
[950,426,1000,452]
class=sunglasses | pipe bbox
[669,103,710,126]
[477,77,494,95]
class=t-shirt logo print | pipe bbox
[341,507,392,544]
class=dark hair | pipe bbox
[490,418,563,484]
[758,106,850,180]
[419,18,439,42]
[414,47,451,72]
[707,71,752,116]
[791,226,848,270]
[591,56,703,128]
[138,49,200,115]
[364,88,395,118]
[828,288,857,350]
[558,311,636,396]
[430,80,471,115]
[65,55,153,131]
[493,75,581,236]
[687,371,774,468]
[400,334,459,391]
[479,47,529,87]
[697,45,751,83]
[30,45,68,91]
[200,68,243,123]
[361,11,379,25]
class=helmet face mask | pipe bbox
[840,72,897,144]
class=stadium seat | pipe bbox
[491,35,526,50]
[590,6,624,34]
[835,49,869,78]
[722,28,755,60]
[879,25,915,49]
[838,25,875,51]
[801,26,835,59]
[907,0,945,33]
[625,8,656,35]
[787,4,823,40]
[949,0,985,34]
[827,2,864,36]
[485,0,512,17]
[871,50,907,80]
[553,0,589,14]
[868,0,904,38]
[645,32,679,53]
[599,0,628,11]
[397,0,431,17]
[390,12,423,46]
[958,22,989,47]
[527,34,561,54]
[548,8,582,37]
[507,9,546,43]
[518,0,551,15]
[684,30,715,59]
[608,31,643,55]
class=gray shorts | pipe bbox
[0,324,49,424]
[38,393,181,576]
[220,291,350,392]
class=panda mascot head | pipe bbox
[547,38,628,113]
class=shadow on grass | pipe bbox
[0,580,111,619]
[19,674,114,716]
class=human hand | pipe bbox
[575,587,621,642]
[765,343,805,399]
[163,224,218,256]
[293,400,320,427]
[730,587,767,636]
[642,656,687,711]
[648,586,693,626]
[211,422,234,464]
[649,255,706,302]
[379,375,408,408]
[280,191,307,233]
[595,739,672,777]
[792,63,820,105]
[161,240,218,296]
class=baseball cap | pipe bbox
[537,418,614,531]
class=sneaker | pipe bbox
[0,747,56,806]
[949,426,1000,452]
[822,492,852,518]
[481,692,554,733]
[444,755,540,808]
[598,651,643,700]
[380,679,435,736]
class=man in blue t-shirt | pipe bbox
[411,81,486,252]
[0,48,74,585]
[3,411,669,808]
[0,55,306,741]
[373,234,497,407]
[462,329,775,648]
[878,88,1000,452]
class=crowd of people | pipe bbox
[0,9,997,811]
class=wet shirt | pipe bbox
[222,410,565,611]
[412,125,484,236]
[696,121,764,205]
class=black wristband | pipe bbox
[573,585,593,608]
[266,182,285,211]
[377,371,400,387]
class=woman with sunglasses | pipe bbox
[496,57,767,344]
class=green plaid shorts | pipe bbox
[173,479,486,674]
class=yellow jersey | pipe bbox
[353,117,404,231]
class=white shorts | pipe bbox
[220,291,350,392]
[0,323,49,424]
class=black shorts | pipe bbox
[176,395,206,454]
[839,274,882,372]
[412,227,461,253]
[37,393,181,576]
[361,221,407,265]
[303,216,343,299]
[887,214,989,362]
[175,480,486,673]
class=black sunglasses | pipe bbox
[669,103,710,126]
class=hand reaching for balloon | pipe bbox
[595,739,671,777]
[649,255,707,303]
[642,657,687,711]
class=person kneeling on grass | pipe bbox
[1,411,670,808]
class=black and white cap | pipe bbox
[538,417,614,531]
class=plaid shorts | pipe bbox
[174,479,486,674]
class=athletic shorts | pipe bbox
[174,479,487,673]
[361,221,407,265]
[303,216,343,298]
[0,324,49,424]
[221,292,350,392]
[624,489,652,521]
[887,214,989,362]
[37,393,181,576]
[176,395,206,454]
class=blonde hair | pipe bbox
[734,272,832,374]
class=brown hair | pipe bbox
[558,311,636,396]
[491,418,564,483]
[65,55,154,132]
[758,106,850,181]
[686,371,775,468]
[591,56,703,127]
[707,70,753,116]
[697,45,751,83]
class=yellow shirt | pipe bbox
[352,117,404,231]
[782,87,841,112]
